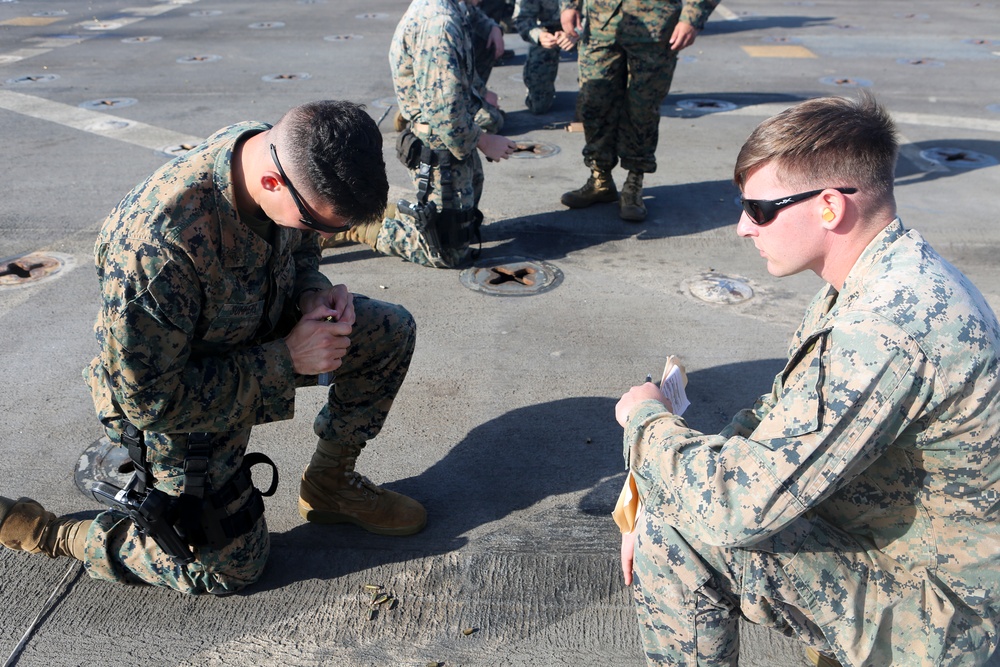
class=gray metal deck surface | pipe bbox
[1,0,998,665]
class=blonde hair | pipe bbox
[734,93,897,209]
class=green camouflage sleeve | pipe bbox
[514,0,546,43]
[624,313,932,548]
[411,14,483,159]
[680,0,720,29]
[95,238,296,434]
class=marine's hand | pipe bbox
[328,284,356,326]
[285,306,352,375]
[621,507,642,585]
[538,31,560,49]
[487,24,504,60]
[298,285,355,326]
[477,133,517,161]
[560,8,582,36]
[554,30,578,50]
[615,382,672,427]
[669,21,699,51]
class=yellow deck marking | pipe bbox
[741,45,817,58]
[0,17,63,27]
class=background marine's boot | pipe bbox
[619,171,647,222]
[320,204,393,250]
[298,439,427,536]
[560,168,618,208]
[805,647,842,667]
[0,496,90,560]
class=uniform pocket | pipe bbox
[202,300,265,345]
[752,329,830,446]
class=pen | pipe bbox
[645,374,652,384]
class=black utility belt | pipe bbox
[396,129,468,170]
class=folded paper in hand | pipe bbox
[612,355,689,534]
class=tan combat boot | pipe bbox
[560,168,618,208]
[298,439,427,536]
[393,111,409,132]
[319,204,393,250]
[805,647,842,667]
[0,496,91,560]
[619,171,647,222]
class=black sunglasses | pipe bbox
[269,144,349,233]
[740,187,858,225]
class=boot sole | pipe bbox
[560,192,619,209]
[298,501,427,536]
[619,207,647,222]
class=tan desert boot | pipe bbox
[298,439,426,536]
[319,205,392,251]
[0,496,90,560]
[806,647,842,667]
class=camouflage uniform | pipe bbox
[571,0,718,174]
[378,0,501,269]
[624,220,1000,665]
[513,0,564,114]
[83,122,416,594]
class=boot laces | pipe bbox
[344,470,383,498]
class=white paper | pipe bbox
[660,364,690,416]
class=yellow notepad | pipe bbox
[612,356,688,534]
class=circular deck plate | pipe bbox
[676,98,738,113]
[262,73,311,82]
[685,272,754,305]
[80,97,137,109]
[460,257,563,296]
[510,140,560,159]
[919,147,998,169]
[5,74,59,84]
[0,251,72,289]
[75,437,134,498]
[819,76,872,88]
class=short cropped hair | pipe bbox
[280,100,389,224]
[733,93,898,205]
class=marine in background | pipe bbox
[327,0,517,269]
[560,0,720,221]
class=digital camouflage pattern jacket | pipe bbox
[624,219,1000,664]
[86,122,330,448]
[390,0,496,160]
[561,0,719,42]
[513,0,563,44]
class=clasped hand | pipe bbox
[285,285,355,376]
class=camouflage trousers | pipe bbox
[376,151,484,269]
[83,296,416,594]
[523,43,561,114]
[632,508,996,665]
[576,37,679,174]
[632,509,831,666]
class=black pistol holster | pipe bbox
[91,423,278,563]
[396,138,482,264]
